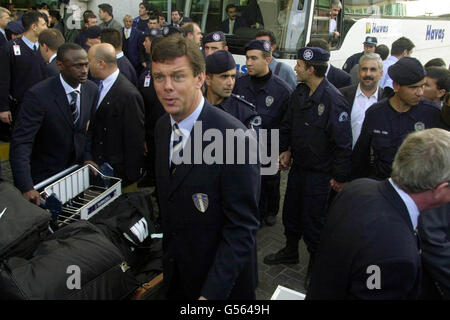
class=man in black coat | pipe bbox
[38,28,65,78]
[308,39,351,89]
[220,4,247,34]
[0,11,47,135]
[152,35,260,300]
[100,28,138,86]
[9,43,97,204]
[84,43,145,188]
[307,128,450,299]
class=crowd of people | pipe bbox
[0,2,450,301]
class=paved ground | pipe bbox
[1,158,309,300]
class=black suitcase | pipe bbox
[0,220,140,300]
[0,183,50,260]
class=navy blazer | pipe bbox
[155,101,260,300]
[307,178,422,300]
[10,76,98,192]
[0,32,7,51]
[45,59,60,78]
[220,17,247,34]
[122,27,143,70]
[327,64,352,89]
[117,55,138,86]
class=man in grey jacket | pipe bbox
[98,3,122,33]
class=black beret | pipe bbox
[85,26,101,39]
[297,47,330,62]
[6,20,24,34]
[206,50,236,74]
[204,31,225,44]
[162,26,183,37]
[388,57,425,86]
[245,39,271,53]
[363,36,377,46]
[147,28,163,37]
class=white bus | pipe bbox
[73,0,450,71]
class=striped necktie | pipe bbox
[170,123,184,174]
[69,90,80,127]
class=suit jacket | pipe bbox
[45,59,60,78]
[0,32,7,50]
[122,27,143,70]
[307,179,422,300]
[339,84,384,113]
[10,76,98,192]
[220,17,247,34]
[117,55,138,86]
[85,73,144,186]
[327,65,352,89]
[155,101,260,300]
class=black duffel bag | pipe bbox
[0,220,140,300]
[0,183,50,260]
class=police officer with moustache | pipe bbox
[234,40,292,227]
[352,57,442,181]
[205,50,260,129]
[264,47,352,282]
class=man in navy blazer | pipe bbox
[152,35,260,300]
[308,39,351,89]
[307,128,450,299]
[122,14,144,73]
[221,4,247,34]
[10,43,97,204]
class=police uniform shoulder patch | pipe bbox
[414,121,425,131]
[192,193,208,213]
[318,103,325,116]
[265,96,274,107]
[231,94,256,110]
[338,111,349,122]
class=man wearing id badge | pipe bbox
[0,11,47,134]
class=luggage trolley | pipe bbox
[34,164,122,228]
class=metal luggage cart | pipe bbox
[34,164,122,228]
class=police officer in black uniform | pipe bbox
[234,39,292,226]
[205,50,260,129]
[263,47,352,280]
[342,36,377,74]
[351,57,442,180]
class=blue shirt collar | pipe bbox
[22,35,39,51]
[389,178,420,230]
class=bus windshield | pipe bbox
[177,0,311,57]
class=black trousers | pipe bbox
[282,166,331,254]
[259,170,280,220]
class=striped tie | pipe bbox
[170,123,184,174]
[69,90,80,127]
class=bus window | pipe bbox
[310,0,342,50]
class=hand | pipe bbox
[333,31,340,38]
[144,142,148,156]
[84,160,99,175]
[279,151,292,171]
[23,190,42,206]
[0,111,12,124]
[330,179,346,193]
[198,296,207,300]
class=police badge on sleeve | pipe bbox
[192,193,209,213]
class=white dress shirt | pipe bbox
[60,74,81,115]
[389,178,420,230]
[169,97,204,165]
[97,69,120,109]
[49,53,57,63]
[329,18,337,33]
[351,84,379,148]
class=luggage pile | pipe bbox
[0,169,163,300]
